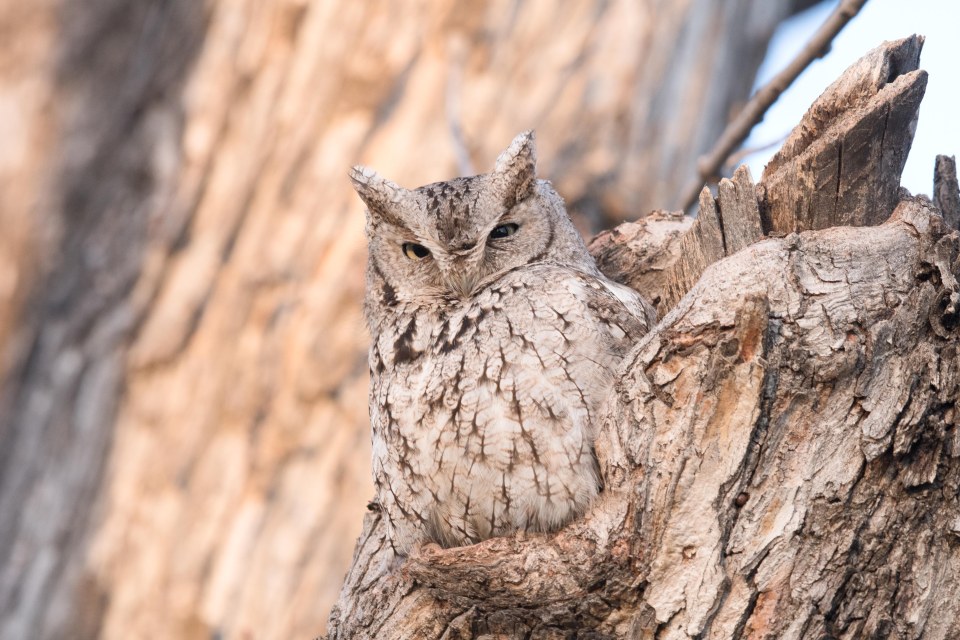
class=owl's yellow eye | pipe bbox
[489,223,519,240]
[402,242,431,260]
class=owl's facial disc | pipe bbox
[358,130,591,308]
[445,223,528,299]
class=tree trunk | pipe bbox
[327,36,960,639]
[0,2,810,638]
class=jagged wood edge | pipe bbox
[592,36,928,318]
[760,35,926,233]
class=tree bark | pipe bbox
[0,2,811,639]
[327,37,960,639]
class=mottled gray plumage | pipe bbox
[352,131,655,554]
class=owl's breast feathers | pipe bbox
[371,264,652,399]
[367,263,653,552]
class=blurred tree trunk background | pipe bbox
[0,1,821,637]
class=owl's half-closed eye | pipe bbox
[402,242,431,260]
[489,223,519,240]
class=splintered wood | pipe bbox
[328,37,960,639]
[760,34,927,234]
[590,165,764,316]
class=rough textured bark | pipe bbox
[327,38,960,639]
[0,2,810,638]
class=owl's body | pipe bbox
[353,132,654,554]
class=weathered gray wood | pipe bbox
[594,39,933,321]
[598,197,960,639]
[934,154,960,230]
[679,0,869,211]
[761,35,927,234]
[648,188,727,315]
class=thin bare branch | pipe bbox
[678,0,869,211]
[722,132,788,172]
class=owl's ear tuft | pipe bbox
[350,165,407,219]
[494,130,537,207]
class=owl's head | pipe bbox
[352,131,594,310]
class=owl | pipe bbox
[351,131,655,555]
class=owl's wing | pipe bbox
[597,277,658,329]
[491,264,655,412]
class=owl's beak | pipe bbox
[445,272,479,299]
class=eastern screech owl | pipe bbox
[351,131,654,555]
